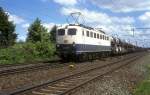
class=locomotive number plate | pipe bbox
[64,40,68,43]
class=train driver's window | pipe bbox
[68,28,77,35]
[58,29,65,36]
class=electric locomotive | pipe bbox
[56,24,111,61]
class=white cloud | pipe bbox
[60,7,148,46]
[17,35,27,42]
[8,14,25,24]
[138,12,150,36]
[21,22,56,32]
[53,0,77,6]
[42,23,55,32]
[22,23,30,29]
[61,7,134,24]
[21,23,30,33]
[139,12,150,23]
[90,0,150,12]
[138,12,150,46]
[21,22,55,32]
[61,7,135,36]
[62,7,111,24]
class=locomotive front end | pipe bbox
[56,25,79,60]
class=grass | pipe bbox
[133,65,150,95]
[0,42,56,64]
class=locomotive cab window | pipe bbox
[58,29,65,36]
[68,28,77,35]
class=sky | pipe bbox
[0,0,150,47]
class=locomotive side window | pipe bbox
[103,35,104,40]
[86,31,89,37]
[68,28,77,35]
[90,32,93,38]
[97,34,99,39]
[94,33,96,38]
[107,37,109,40]
[100,34,102,39]
[58,29,65,36]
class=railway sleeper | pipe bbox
[41,88,64,92]
[41,89,64,93]
[48,86,69,90]
[32,91,58,95]
[32,86,69,95]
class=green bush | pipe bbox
[34,42,55,58]
[0,42,56,64]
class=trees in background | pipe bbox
[27,18,57,43]
[50,25,57,43]
[27,18,50,43]
[0,8,57,64]
[0,7,17,48]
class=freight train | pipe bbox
[56,24,142,61]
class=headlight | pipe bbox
[56,44,60,47]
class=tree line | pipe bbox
[0,7,57,64]
[0,7,56,48]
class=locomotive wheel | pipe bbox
[81,53,87,62]
[87,53,92,61]
[76,54,83,62]
[61,56,69,62]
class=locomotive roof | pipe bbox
[68,24,106,34]
[69,24,93,30]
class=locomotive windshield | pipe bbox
[58,29,65,36]
[68,28,77,35]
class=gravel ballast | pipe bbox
[71,52,150,95]
[0,52,148,94]
[0,55,123,92]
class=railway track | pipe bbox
[0,60,60,76]
[0,58,60,68]
[1,52,146,95]
[0,53,136,77]
[0,52,139,77]
[0,64,21,68]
